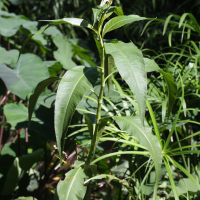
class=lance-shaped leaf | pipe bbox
[19,18,96,58]
[55,66,98,161]
[54,167,87,200]
[105,54,115,96]
[159,69,177,116]
[102,15,146,37]
[92,7,101,26]
[43,18,96,32]
[29,77,60,126]
[113,116,162,196]
[0,53,49,99]
[105,42,147,124]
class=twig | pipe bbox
[0,89,10,150]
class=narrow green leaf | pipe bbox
[105,42,147,124]
[102,15,146,38]
[113,6,124,16]
[146,99,161,145]
[113,116,162,197]
[164,158,179,200]
[159,69,177,116]
[84,113,93,139]
[163,14,176,35]
[29,77,60,127]
[44,18,96,32]
[169,150,200,156]
[54,167,87,200]
[105,54,115,96]
[91,151,150,164]
[55,66,98,162]
[92,7,101,26]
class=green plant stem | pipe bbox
[86,1,113,164]
[174,128,188,171]
[86,33,105,164]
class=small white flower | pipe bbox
[100,0,109,7]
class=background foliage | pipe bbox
[1,0,200,199]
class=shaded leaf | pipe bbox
[0,47,19,65]
[53,35,76,70]
[2,149,44,195]
[4,103,28,129]
[92,7,101,26]
[0,54,50,99]
[29,77,60,126]
[113,116,162,195]
[159,69,177,116]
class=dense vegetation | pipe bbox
[1,0,200,199]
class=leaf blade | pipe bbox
[55,66,98,161]
[105,42,147,124]
[102,15,146,38]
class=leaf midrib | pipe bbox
[60,67,93,135]
[108,43,142,107]
[104,16,138,36]
[65,168,82,199]
[114,116,157,163]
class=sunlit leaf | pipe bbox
[55,66,98,161]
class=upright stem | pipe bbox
[87,34,105,163]
[86,0,112,164]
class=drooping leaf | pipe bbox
[37,89,56,108]
[2,149,44,195]
[159,69,177,116]
[113,116,162,196]
[43,18,96,32]
[4,103,28,129]
[105,54,115,96]
[114,6,124,16]
[92,7,101,26]
[0,47,19,65]
[0,54,50,99]
[54,167,87,200]
[0,143,17,194]
[84,113,94,139]
[105,42,147,124]
[44,61,62,77]
[55,66,98,161]
[28,77,60,126]
[102,15,146,37]
[53,35,76,70]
